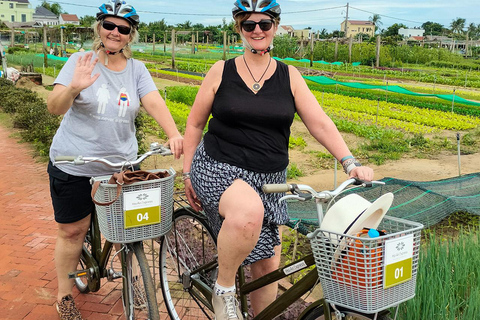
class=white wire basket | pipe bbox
[91,168,175,243]
[309,215,423,313]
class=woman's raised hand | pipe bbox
[70,52,100,92]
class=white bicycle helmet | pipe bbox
[232,0,281,19]
[97,0,139,28]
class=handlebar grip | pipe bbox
[262,184,292,193]
[54,156,77,161]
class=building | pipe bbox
[0,0,34,23]
[33,6,58,26]
[398,28,425,39]
[292,29,311,40]
[59,14,80,26]
[340,20,375,38]
[276,25,294,37]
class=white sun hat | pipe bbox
[320,192,394,236]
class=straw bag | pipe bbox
[91,170,169,206]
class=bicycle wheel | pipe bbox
[300,304,392,320]
[160,209,218,320]
[74,230,100,293]
[74,249,90,293]
[122,241,160,320]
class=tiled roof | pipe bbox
[61,14,79,21]
[347,20,374,25]
[34,6,57,17]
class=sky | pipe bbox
[31,0,479,32]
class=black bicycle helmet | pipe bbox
[97,0,139,28]
[232,0,281,19]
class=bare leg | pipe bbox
[216,179,264,287]
[55,214,91,301]
[250,227,282,316]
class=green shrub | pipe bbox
[7,47,29,54]
[2,87,43,113]
[165,86,198,106]
[12,100,60,157]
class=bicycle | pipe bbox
[159,178,423,320]
[54,143,175,320]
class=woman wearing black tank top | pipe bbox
[182,1,374,319]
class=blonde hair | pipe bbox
[233,13,280,34]
[91,20,139,59]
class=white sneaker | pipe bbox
[212,291,244,320]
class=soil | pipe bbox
[15,73,479,192]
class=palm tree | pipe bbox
[369,14,382,34]
[450,18,466,35]
[467,23,479,39]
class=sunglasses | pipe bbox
[102,20,131,35]
[241,19,274,32]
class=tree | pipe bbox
[450,17,466,34]
[318,28,328,39]
[369,14,382,33]
[382,23,407,38]
[330,30,345,38]
[41,0,64,16]
[421,21,445,36]
[79,15,96,27]
[467,23,479,40]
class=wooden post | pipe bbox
[465,33,469,57]
[60,27,64,53]
[191,34,195,54]
[164,31,167,53]
[375,35,381,68]
[223,31,227,61]
[43,25,48,68]
[348,35,353,63]
[11,28,14,47]
[334,39,338,61]
[171,29,176,69]
[310,31,314,67]
[153,33,155,53]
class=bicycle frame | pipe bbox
[178,211,320,319]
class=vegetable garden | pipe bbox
[1,42,480,319]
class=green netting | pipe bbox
[35,53,68,62]
[304,75,480,107]
[287,172,480,234]
[274,57,349,65]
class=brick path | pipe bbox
[0,124,143,320]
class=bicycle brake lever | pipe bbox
[279,193,312,202]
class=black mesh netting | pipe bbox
[287,173,480,233]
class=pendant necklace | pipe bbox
[243,55,271,92]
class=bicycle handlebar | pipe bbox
[263,178,385,203]
[53,142,172,169]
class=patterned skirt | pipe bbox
[190,141,289,265]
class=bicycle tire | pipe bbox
[74,231,99,293]
[74,251,90,293]
[122,241,160,320]
[300,304,393,320]
[159,208,218,320]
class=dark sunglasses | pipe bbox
[241,19,274,32]
[102,20,131,35]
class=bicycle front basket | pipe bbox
[309,215,423,313]
[91,168,175,243]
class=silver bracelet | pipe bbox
[182,172,191,181]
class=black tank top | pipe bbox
[203,58,296,173]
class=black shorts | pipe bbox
[48,161,94,224]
